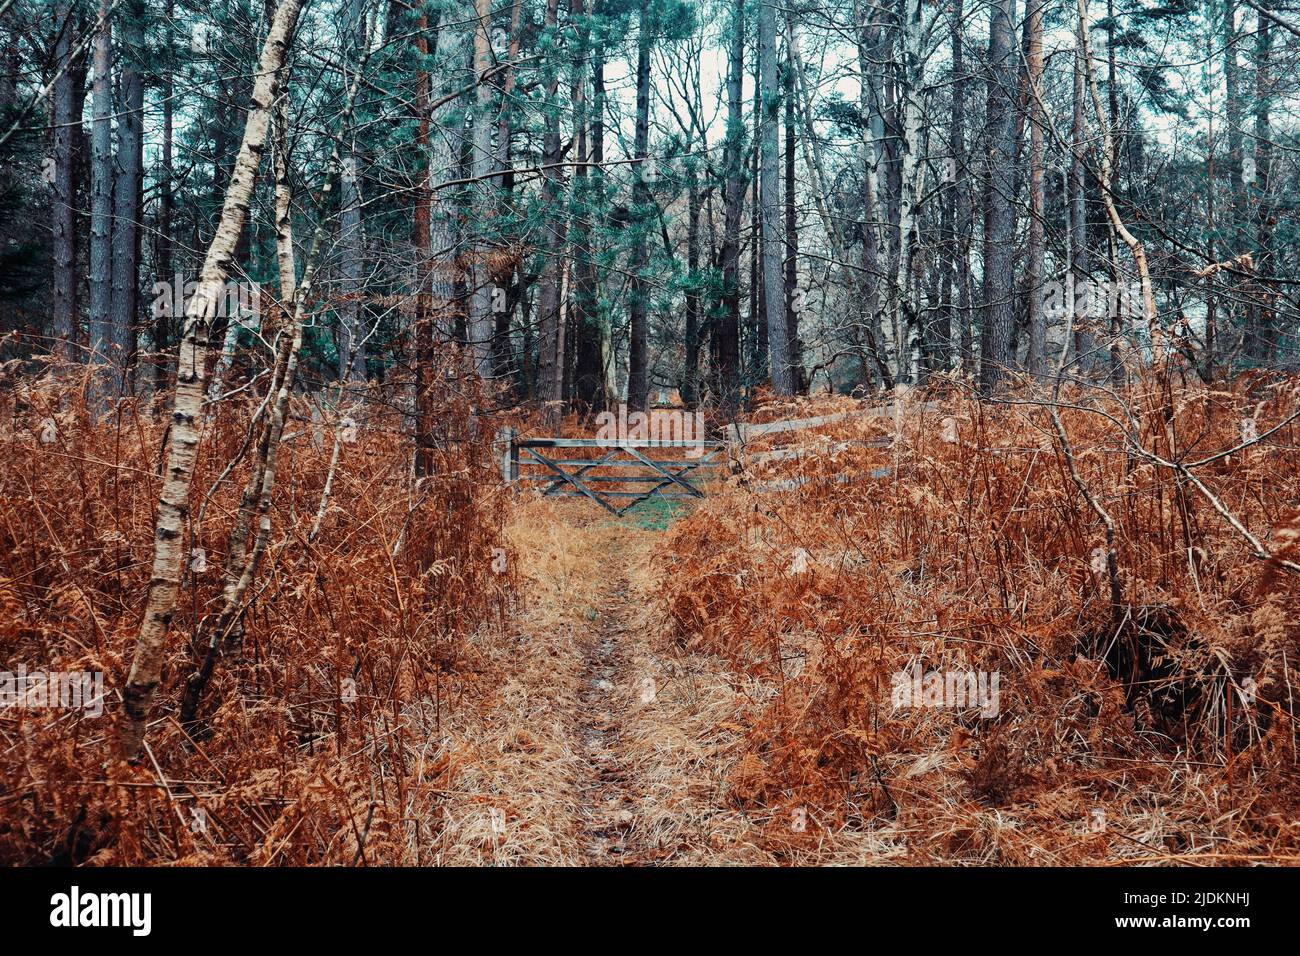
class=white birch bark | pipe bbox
[121,0,305,760]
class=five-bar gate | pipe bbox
[497,429,725,516]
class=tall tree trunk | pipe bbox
[759,0,792,393]
[626,18,652,411]
[338,0,369,383]
[121,0,305,761]
[936,4,956,377]
[589,1,617,406]
[715,0,743,412]
[488,0,522,383]
[493,0,522,190]
[421,16,466,467]
[51,2,80,360]
[412,13,434,477]
[467,0,495,376]
[89,1,114,395]
[890,0,927,385]
[110,0,145,393]
[338,151,365,380]
[570,0,602,412]
[880,26,902,382]
[536,0,565,418]
[432,39,467,316]
[1077,0,1161,367]
[1025,0,1047,379]
[0,7,14,117]
[1223,0,1244,360]
[979,0,1017,393]
[680,178,702,405]
[947,0,973,377]
[750,62,765,383]
[74,42,91,355]
[783,29,803,394]
[1203,122,1216,377]
[1249,0,1273,362]
[182,31,372,732]
[855,2,891,389]
[1069,19,1093,376]
[154,0,176,390]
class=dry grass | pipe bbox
[431,496,781,864]
[424,498,599,865]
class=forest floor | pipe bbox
[430,499,784,865]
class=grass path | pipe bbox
[429,500,774,865]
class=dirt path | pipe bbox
[574,573,640,863]
[431,502,770,865]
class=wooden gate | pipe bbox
[497,429,725,516]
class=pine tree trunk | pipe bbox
[750,59,765,383]
[0,10,13,116]
[783,32,804,394]
[570,0,602,412]
[338,0,368,382]
[881,31,902,382]
[1070,16,1093,375]
[412,14,434,476]
[683,179,702,405]
[937,5,957,376]
[979,0,1017,393]
[51,2,80,360]
[467,0,496,376]
[950,0,973,377]
[1249,0,1273,362]
[626,20,652,411]
[536,0,565,418]
[485,0,522,384]
[1223,1,1244,361]
[759,0,792,393]
[89,2,114,395]
[1025,0,1047,379]
[589,9,617,406]
[110,0,145,393]
[855,3,890,389]
[715,0,743,412]
[154,0,176,391]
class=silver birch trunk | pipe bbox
[121,0,305,760]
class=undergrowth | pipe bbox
[658,375,1300,863]
[0,361,515,864]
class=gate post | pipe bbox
[496,427,518,484]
